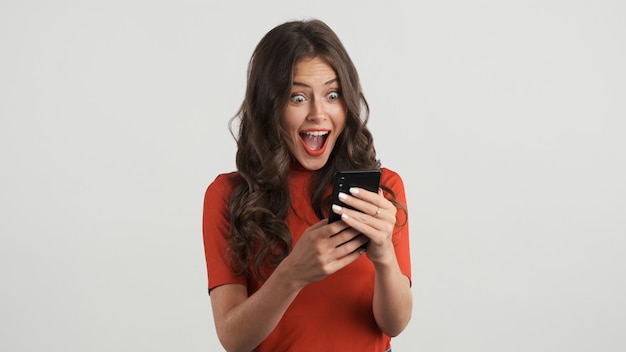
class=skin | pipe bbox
[280,56,346,170]
[210,57,412,352]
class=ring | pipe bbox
[374,207,381,217]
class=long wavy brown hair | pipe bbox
[227,19,404,280]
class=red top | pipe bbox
[202,167,411,351]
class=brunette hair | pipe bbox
[227,19,402,280]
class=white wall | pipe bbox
[1,1,624,351]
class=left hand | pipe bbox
[331,187,397,263]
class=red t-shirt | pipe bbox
[202,167,411,351]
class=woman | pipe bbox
[202,19,412,351]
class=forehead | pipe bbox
[293,57,337,79]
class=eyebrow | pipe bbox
[292,78,338,88]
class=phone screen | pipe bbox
[328,169,381,223]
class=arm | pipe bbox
[331,186,413,336]
[371,243,413,336]
[209,267,300,352]
[208,220,369,352]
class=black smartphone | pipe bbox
[328,169,381,223]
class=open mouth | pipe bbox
[299,130,330,156]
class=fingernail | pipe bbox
[332,204,342,212]
[338,192,348,200]
[349,187,359,195]
[359,248,366,255]
[342,213,349,220]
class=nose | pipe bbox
[306,98,327,122]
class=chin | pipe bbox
[296,155,329,171]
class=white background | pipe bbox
[1,1,625,351]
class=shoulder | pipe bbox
[203,171,242,222]
[380,167,407,202]
[205,171,241,200]
[208,171,240,188]
[380,167,405,188]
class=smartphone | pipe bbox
[328,169,381,223]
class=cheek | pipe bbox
[281,107,302,132]
[278,117,293,138]
[333,108,348,131]
[279,115,300,148]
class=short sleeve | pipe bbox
[380,168,412,284]
[202,173,247,292]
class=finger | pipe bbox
[343,188,394,217]
[326,220,352,237]
[313,219,352,240]
[334,232,368,250]
[339,207,385,228]
[328,249,365,273]
[336,206,395,237]
[329,226,361,247]
[347,186,379,202]
[332,201,388,226]
[336,191,377,216]
[334,236,368,259]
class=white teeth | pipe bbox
[302,131,329,136]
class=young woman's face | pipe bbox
[280,57,347,170]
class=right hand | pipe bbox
[279,219,369,288]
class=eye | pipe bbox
[328,90,341,100]
[291,94,306,103]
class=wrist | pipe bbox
[369,244,397,269]
[274,257,308,292]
